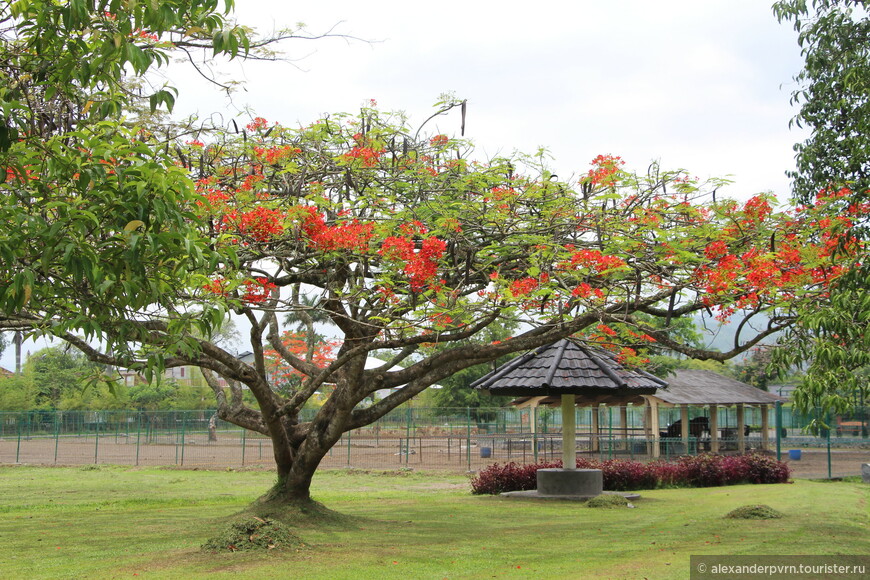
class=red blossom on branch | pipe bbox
[585,154,624,187]
[379,234,446,291]
[222,207,284,242]
[246,117,269,131]
[241,277,276,303]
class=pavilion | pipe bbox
[508,366,786,457]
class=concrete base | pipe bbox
[500,489,640,502]
[862,463,870,484]
[535,468,603,498]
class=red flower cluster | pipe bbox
[241,277,277,303]
[586,154,624,187]
[379,235,446,291]
[344,146,382,167]
[704,240,729,260]
[237,174,264,193]
[202,278,228,296]
[571,283,604,300]
[299,208,375,252]
[343,134,384,167]
[246,117,269,132]
[223,207,284,242]
[131,29,159,42]
[565,248,626,274]
[430,134,449,147]
[615,346,648,365]
[510,277,538,296]
[740,195,773,226]
[253,145,301,164]
[4,166,38,183]
[596,323,617,336]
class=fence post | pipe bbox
[533,406,539,463]
[180,412,187,466]
[15,415,21,463]
[135,411,142,467]
[826,409,832,479]
[405,407,412,465]
[241,427,246,466]
[466,407,471,471]
[93,418,99,464]
[53,411,60,464]
[347,430,352,467]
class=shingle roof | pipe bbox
[655,369,786,405]
[471,339,667,397]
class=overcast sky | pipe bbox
[1,1,806,370]
[173,0,806,197]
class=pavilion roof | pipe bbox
[653,369,786,405]
[471,338,666,397]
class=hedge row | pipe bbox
[470,453,790,495]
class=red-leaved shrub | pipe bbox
[470,453,790,494]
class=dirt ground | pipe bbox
[1,434,868,479]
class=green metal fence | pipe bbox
[0,405,866,474]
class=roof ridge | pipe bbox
[536,339,566,387]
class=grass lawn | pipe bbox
[0,465,867,579]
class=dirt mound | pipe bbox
[202,517,304,552]
[724,504,784,519]
[587,494,632,508]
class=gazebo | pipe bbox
[509,368,786,458]
[471,338,666,497]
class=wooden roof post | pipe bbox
[737,403,746,454]
[591,403,600,453]
[709,404,719,453]
[561,394,576,470]
[680,405,690,450]
[650,397,660,458]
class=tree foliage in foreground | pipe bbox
[773,0,870,206]
[0,0,328,362]
[773,0,870,419]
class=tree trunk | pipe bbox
[261,411,349,506]
[256,439,333,507]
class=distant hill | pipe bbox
[692,313,780,361]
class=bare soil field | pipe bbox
[1,433,867,479]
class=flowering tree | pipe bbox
[3,90,860,503]
[61,101,847,504]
